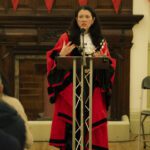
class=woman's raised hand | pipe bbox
[59,41,76,56]
[93,51,101,57]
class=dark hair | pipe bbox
[68,5,103,48]
[0,101,26,150]
[0,72,11,96]
[0,129,22,150]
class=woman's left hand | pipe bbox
[93,51,101,57]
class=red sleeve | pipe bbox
[46,33,70,102]
[46,33,69,74]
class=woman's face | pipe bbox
[76,9,95,32]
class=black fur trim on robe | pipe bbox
[94,65,115,110]
[47,51,73,103]
[47,69,72,104]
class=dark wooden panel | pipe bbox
[54,0,74,8]
[18,59,45,120]
[102,28,132,120]
[0,45,14,95]
[0,0,132,15]
[0,0,144,120]
[0,14,143,120]
[0,0,5,11]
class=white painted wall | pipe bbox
[130,0,150,133]
[148,1,150,108]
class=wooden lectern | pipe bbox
[56,56,109,150]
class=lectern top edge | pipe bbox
[56,56,110,70]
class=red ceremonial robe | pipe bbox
[46,32,116,150]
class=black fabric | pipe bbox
[93,65,115,110]
[71,47,82,56]
[103,89,112,111]
[49,95,57,104]
[49,139,66,144]
[48,69,70,86]
[48,70,73,104]
[65,123,72,150]
[92,145,108,150]
[0,129,21,150]
[92,118,107,128]
[0,101,26,150]
[50,51,60,60]
[93,66,114,90]
[58,113,72,121]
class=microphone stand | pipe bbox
[80,28,86,149]
[81,29,86,67]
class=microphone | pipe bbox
[79,28,86,52]
[80,28,86,34]
[80,28,86,66]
